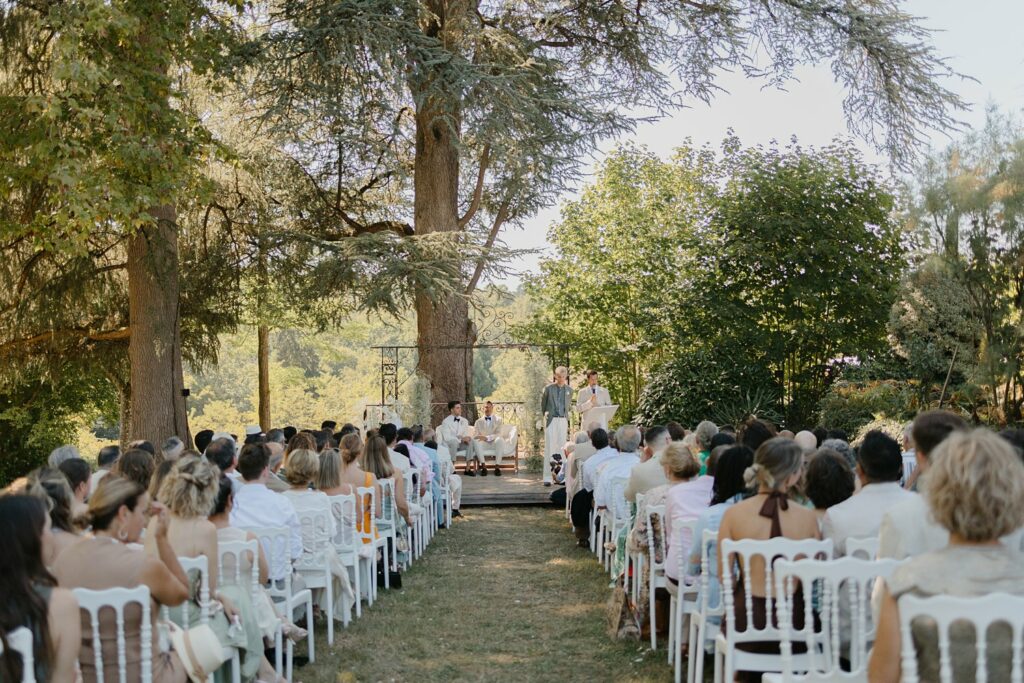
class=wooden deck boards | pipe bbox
[459,467,557,506]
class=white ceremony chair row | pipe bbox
[714,537,834,683]
[845,536,879,561]
[626,491,647,609]
[328,493,375,618]
[599,476,631,574]
[293,506,345,645]
[1,626,36,683]
[686,528,724,683]
[667,520,700,672]
[644,503,670,651]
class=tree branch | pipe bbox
[466,199,511,296]
[458,144,491,228]
[0,326,131,355]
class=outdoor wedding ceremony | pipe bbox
[2,0,1024,681]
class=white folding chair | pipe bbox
[601,475,631,574]
[218,539,286,678]
[73,585,153,683]
[242,526,315,680]
[436,463,453,528]
[1,627,36,683]
[764,556,904,682]
[688,528,723,683]
[375,479,399,581]
[644,503,669,650]
[897,592,1024,683]
[356,485,384,602]
[294,506,343,643]
[845,537,879,561]
[328,493,374,617]
[714,538,834,683]
[627,492,647,606]
[667,520,700,672]
[163,555,241,683]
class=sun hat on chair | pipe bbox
[169,622,229,683]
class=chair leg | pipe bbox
[306,597,315,663]
[668,596,676,665]
[286,638,294,683]
[353,562,362,618]
[231,650,241,683]
[695,620,707,683]
[712,642,722,683]
[686,617,698,683]
[325,572,334,646]
[274,627,283,679]
[649,576,658,650]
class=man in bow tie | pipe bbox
[473,400,506,476]
[440,400,480,476]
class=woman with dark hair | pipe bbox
[112,448,156,492]
[804,448,855,524]
[0,495,81,682]
[25,467,83,564]
[53,475,190,683]
[686,446,755,601]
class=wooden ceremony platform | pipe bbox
[460,466,557,506]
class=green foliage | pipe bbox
[852,416,908,446]
[817,380,917,438]
[634,346,780,429]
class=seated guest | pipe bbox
[411,426,444,524]
[397,427,434,490]
[89,445,120,496]
[279,449,354,625]
[146,455,275,682]
[47,445,79,468]
[422,429,462,520]
[229,443,304,586]
[666,421,686,442]
[379,423,412,475]
[869,428,1024,683]
[663,443,712,584]
[148,459,176,501]
[206,438,239,485]
[54,476,191,683]
[570,428,615,546]
[112,448,156,493]
[362,435,412,526]
[737,418,776,452]
[194,429,215,454]
[0,495,81,683]
[624,425,672,502]
[160,436,185,462]
[26,468,83,564]
[264,441,290,492]
[472,402,506,476]
[717,438,820,679]
[57,459,92,513]
[439,402,479,475]
[693,420,720,475]
[804,449,855,527]
[794,430,818,453]
[594,425,642,511]
[823,431,914,555]
[567,423,600,504]
[284,432,317,470]
[878,410,968,559]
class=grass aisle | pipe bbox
[305,506,670,682]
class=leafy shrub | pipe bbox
[817,380,916,437]
[635,347,781,429]
[852,416,906,446]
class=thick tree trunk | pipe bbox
[257,325,271,431]
[127,206,190,444]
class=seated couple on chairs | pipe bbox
[440,401,506,477]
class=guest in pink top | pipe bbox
[663,443,714,582]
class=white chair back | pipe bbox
[217,539,261,598]
[902,454,917,486]
[897,592,1024,683]
[376,478,397,526]
[73,585,153,683]
[355,486,378,544]
[242,526,295,602]
[773,556,904,679]
[1,627,36,683]
[645,504,667,569]
[294,505,333,570]
[671,518,699,573]
[698,528,723,615]
[845,536,879,561]
[162,555,211,626]
[720,538,833,648]
[327,493,361,553]
[609,476,631,522]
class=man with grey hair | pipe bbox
[567,423,600,504]
[693,420,719,475]
[48,444,80,468]
[624,425,671,502]
[540,365,572,486]
[161,436,185,461]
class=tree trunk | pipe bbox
[257,325,271,431]
[127,206,190,444]
[412,1,474,428]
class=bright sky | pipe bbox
[495,0,1024,286]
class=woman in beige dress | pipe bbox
[869,428,1024,683]
[54,475,190,683]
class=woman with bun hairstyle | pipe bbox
[716,438,821,680]
[53,475,191,683]
[146,454,282,682]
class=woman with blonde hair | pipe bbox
[145,455,279,683]
[54,475,190,683]
[869,429,1024,683]
[281,449,355,625]
[716,438,820,679]
[319,435,382,513]
[361,435,411,526]
[663,442,714,584]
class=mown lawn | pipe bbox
[299,506,672,683]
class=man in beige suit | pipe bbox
[624,425,671,502]
[473,401,506,476]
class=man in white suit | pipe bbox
[576,370,612,429]
[473,400,506,476]
[440,400,479,476]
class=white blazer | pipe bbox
[576,385,612,412]
[440,414,471,440]
[822,481,916,555]
[474,414,503,437]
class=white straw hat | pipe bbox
[169,623,228,683]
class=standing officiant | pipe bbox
[576,370,612,429]
[541,366,572,487]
